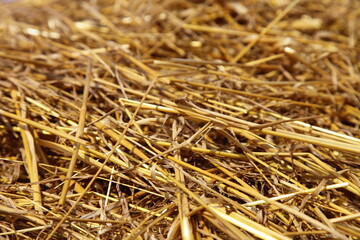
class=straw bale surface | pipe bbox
[0,0,359,239]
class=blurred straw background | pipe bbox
[0,0,359,239]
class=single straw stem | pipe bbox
[59,60,92,205]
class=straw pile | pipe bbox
[0,0,359,239]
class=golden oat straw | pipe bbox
[0,0,359,239]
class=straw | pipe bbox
[1,0,359,239]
